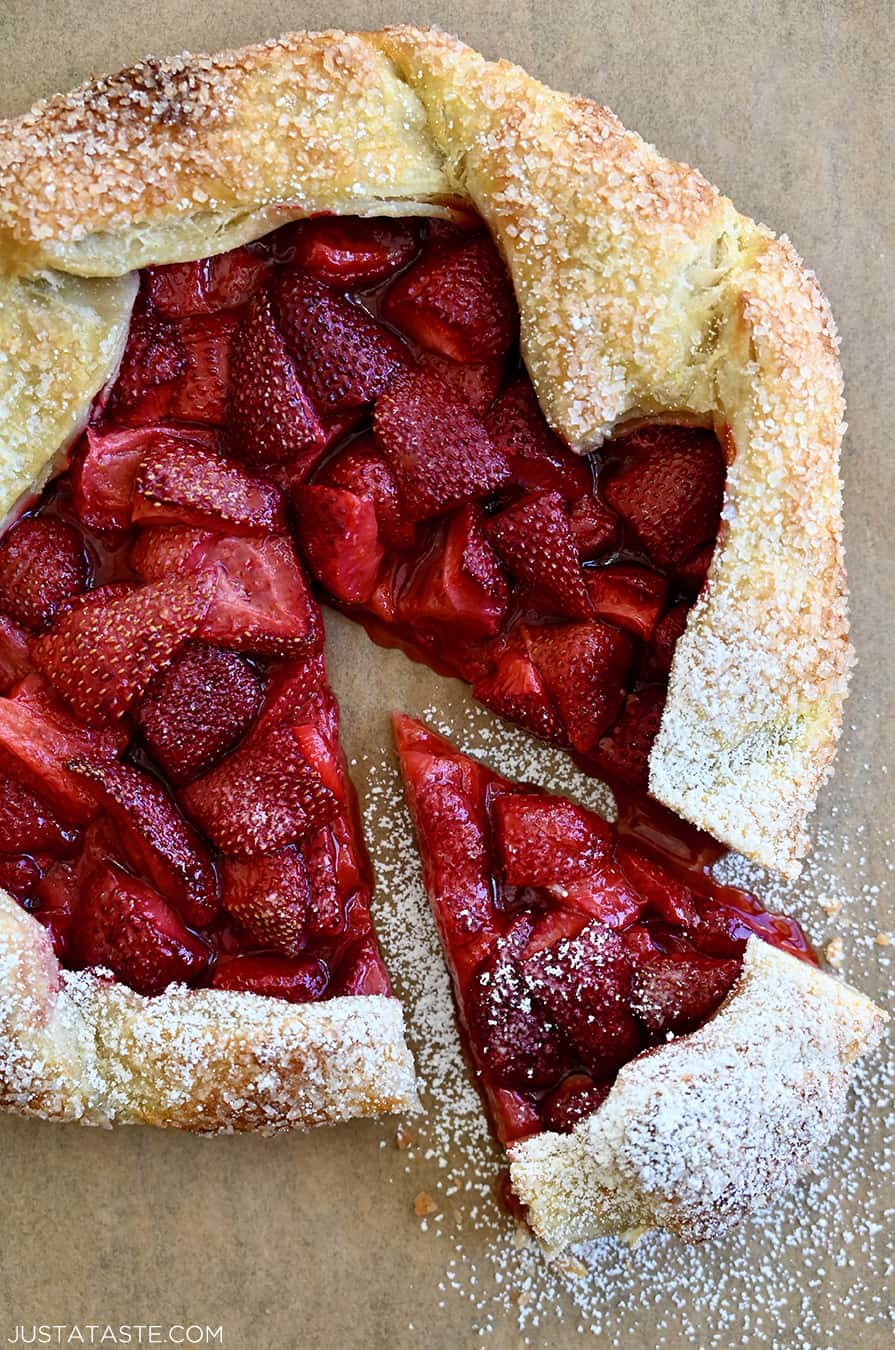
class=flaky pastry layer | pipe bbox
[0,893,418,1132]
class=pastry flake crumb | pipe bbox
[824,935,845,968]
[551,1254,588,1280]
[413,1189,438,1217]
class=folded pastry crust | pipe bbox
[509,938,885,1250]
[0,29,861,1139]
[0,892,418,1131]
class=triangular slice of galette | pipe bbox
[394,714,883,1249]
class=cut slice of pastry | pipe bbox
[0,27,866,1140]
[394,714,884,1249]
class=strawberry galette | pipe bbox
[394,716,882,1247]
[0,25,883,1238]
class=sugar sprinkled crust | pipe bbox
[509,937,886,1251]
[0,31,456,276]
[0,26,850,875]
[0,891,418,1133]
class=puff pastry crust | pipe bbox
[0,892,418,1132]
[0,28,859,1137]
[509,938,884,1249]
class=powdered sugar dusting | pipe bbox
[362,699,892,1343]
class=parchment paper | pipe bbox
[0,4,891,1347]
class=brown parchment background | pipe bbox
[0,3,891,1347]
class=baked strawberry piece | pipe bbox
[394,715,814,1146]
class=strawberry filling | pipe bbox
[394,716,813,1146]
[0,224,441,1002]
[0,213,807,1024]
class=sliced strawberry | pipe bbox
[524,906,593,957]
[650,601,691,674]
[568,495,620,558]
[0,678,127,822]
[412,776,492,943]
[108,299,186,423]
[374,367,511,521]
[485,378,590,498]
[487,491,593,619]
[466,920,573,1089]
[539,1073,612,1133]
[594,685,666,788]
[316,435,416,551]
[261,653,333,735]
[690,902,758,958]
[129,526,213,581]
[416,351,504,417]
[273,271,407,410]
[331,935,392,996]
[631,952,741,1035]
[674,543,714,594]
[290,724,344,802]
[550,864,645,928]
[73,426,143,533]
[472,643,563,743]
[71,861,209,996]
[67,758,219,926]
[302,825,350,934]
[227,292,325,470]
[32,857,81,957]
[492,794,612,886]
[523,621,633,753]
[601,426,725,567]
[32,570,218,726]
[180,720,337,856]
[221,848,309,957]
[134,436,287,535]
[394,720,492,942]
[616,844,698,925]
[293,485,384,604]
[584,564,668,640]
[144,248,272,316]
[0,615,32,693]
[131,529,319,658]
[136,642,262,785]
[622,923,666,963]
[399,505,509,642]
[210,952,329,1002]
[522,921,642,1076]
[382,234,518,362]
[169,312,239,425]
[0,769,77,856]
[72,425,217,535]
[288,216,420,289]
[0,517,92,632]
[0,855,40,900]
